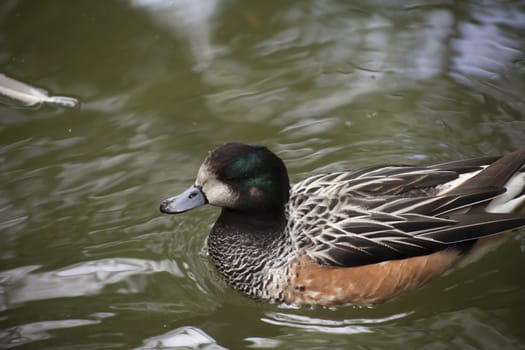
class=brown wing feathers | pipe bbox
[298,147,525,267]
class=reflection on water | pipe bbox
[131,0,222,72]
[0,317,104,349]
[0,258,182,309]
[0,0,524,349]
[452,5,524,79]
[125,0,524,125]
[135,326,226,350]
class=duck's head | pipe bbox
[160,142,290,215]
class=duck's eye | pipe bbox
[224,172,253,183]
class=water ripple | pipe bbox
[0,258,183,310]
[261,310,411,334]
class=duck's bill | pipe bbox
[160,185,208,214]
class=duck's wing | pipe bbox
[288,150,525,267]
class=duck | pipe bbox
[160,142,525,307]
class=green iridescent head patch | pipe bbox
[226,153,277,194]
[228,153,262,178]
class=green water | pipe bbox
[1,0,525,349]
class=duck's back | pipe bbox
[282,151,525,306]
[286,152,525,268]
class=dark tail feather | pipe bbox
[447,147,525,195]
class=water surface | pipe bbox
[1,1,525,349]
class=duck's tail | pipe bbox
[450,147,525,214]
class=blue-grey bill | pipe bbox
[160,185,207,214]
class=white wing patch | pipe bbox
[434,168,485,195]
[486,171,525,213]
